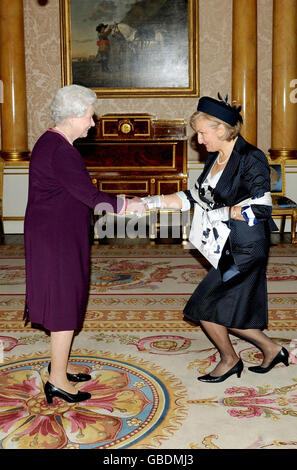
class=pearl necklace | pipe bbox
[54,126,73,146]
[217,151,230,165]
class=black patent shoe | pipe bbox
[198,359,244,383]
[48,362,91,382]
[248,347,289,374]
[44,381,91,404]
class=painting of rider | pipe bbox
[61,0,198,97]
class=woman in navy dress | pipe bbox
[139,95,290,383]
[24,85,137,403]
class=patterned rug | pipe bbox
[0,242,297,450]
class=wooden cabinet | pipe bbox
[75,114,188,197]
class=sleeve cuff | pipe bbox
[175,191,191,212]
[241,205,258,226]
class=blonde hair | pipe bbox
[190,111,242,141]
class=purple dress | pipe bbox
[24,130,122,332]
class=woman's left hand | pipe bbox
[231,206,245,221]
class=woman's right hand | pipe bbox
[126,197,147,215]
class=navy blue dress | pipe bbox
[183,135,277,330]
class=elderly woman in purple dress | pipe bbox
[24,85,137,404]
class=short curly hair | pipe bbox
[50,85,97,124]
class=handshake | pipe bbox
[125,195,163,216]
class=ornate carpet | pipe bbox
[0,242,297,450]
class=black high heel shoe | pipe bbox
[248,347,289,374]
[44,381,91,404]
[48,363,91,382]
[198,359,244,383]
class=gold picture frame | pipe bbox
[60,0,199,98]
[268,158,286,196]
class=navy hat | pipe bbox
[197,93,243,126]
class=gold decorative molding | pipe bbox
[157,180,182,193]
[2,216,24,221]
[268,149,297,160]
[0,151,30,162]
[99,180,149,194]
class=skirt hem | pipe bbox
[183,313,267,331]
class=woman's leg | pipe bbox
[200,320,240,376]
[49,330,77,394]
[229,328,282,367]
